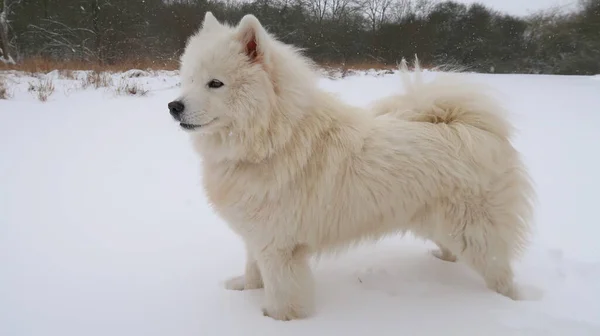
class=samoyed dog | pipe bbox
[168,12,535,321]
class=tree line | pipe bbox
[1,0,599,75]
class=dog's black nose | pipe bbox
[168,100,185,119]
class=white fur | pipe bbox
[173,12,535,321]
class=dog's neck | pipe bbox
[191,97,323,165]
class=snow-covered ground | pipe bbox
[1,69,599,335]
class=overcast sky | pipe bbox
[454,0,577,16]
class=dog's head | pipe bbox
[169,12,320,162]
[169,12,278,133]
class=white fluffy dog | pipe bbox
[168,12,535,321]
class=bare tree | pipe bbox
[389,0,435,22]
[301,0,330,24]
[301,0,359,24]
[330,0,360,22]
[0,0,20,63]
[362,0,394,30]
[28,19,99,61]
[0,0,597,74]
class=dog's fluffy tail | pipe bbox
[372,57,513,140]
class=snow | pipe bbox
[1,70,600,336]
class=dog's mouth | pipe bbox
[179,123,202,130]
[179,119,217,131]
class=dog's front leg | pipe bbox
[258,245,315,321]
[225,244,263,290]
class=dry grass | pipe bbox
[321,61,398,71]
[0,57,428,102]
[0,57,421,74]
[81,71,113,89]
[59,69,77,80]
[319,61,393,79]
[28,77,55,102]
[321,60,394,73]
[0,57,433,81]
[321,60,434,71]
[0,77,10,99]
[0,57,180,73]
[114,79,149,97]
[0,76,10,99]
[319,59,439,79]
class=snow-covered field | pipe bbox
[1,69,599,335]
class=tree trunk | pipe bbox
[0,0,15,63]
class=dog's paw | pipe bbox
[224,275,263,291]
[262,304,310,321]
[493,284,521,301]
[431,249,457,262]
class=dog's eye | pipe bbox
[207,79,224,89]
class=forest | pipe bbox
[1,0,599,75]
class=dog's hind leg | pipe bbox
[459,236,519,300]
[440,201,521,300]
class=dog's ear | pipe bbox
[202,11,220,31]
[235,14,269,64]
